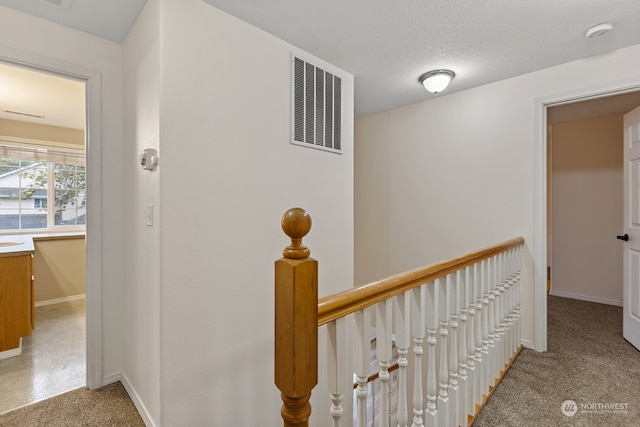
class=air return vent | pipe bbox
[291,55,342,153]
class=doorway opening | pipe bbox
[547,91,640,304]
[0,62,87,413]
[534,83,640,352]
[0,45,104,412]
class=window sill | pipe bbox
[31,232,85,241]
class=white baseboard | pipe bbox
[35,294,86,307]
[549,290,622,307]
[521,339,535,350]
[119,373,156,427]
[102,372,121,387]
[0,338,22,360]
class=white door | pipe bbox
[623,105,640,351]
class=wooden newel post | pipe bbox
[275,208,318,427]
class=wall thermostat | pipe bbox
[140,148,158,171]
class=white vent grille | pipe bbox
[292,56,342,153]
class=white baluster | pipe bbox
[327,318,346,427]
[354,308,371,427]
[448,273,460,427]
[436,277,450,427]
[496,255,504,374]
[458,268,470,424]
[500,252,510,369]
[492,255,502,381]
[509,250,518,359]
[486,257,497,389]
[495,253,506,373]
[496,252,508,374]
[410,285,425,427]
[376,299,393,427]
[395,292,410,427]
[505,249,516,360]
[473,261,484,407]
[465,265,477,419]
[515,246,522,352]
[511,247,519,357]
[480,259,490,400]
[425,282,439,427]
[501,253,510,365]
[507,246,521,359]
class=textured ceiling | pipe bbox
[0,0,639,128]
[203,0,640,117]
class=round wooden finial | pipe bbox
[281,208,312,259]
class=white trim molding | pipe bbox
[534,77,640,353]
[35,294,86,307]
[102,372,123,386]
[533,97,549,353]
[120,373,157,427]
[521,339,535,350]
[0,45,103,390]
[549,290,623,307]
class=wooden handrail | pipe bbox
[318,236,524,326]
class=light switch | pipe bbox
[145,205,153,226]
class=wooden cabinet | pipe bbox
[0,253,34,352]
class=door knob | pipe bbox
[617,234,629,241]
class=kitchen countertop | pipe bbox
[0,236,35,257]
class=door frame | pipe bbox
[534,78,640,352]
[0,46,103,389]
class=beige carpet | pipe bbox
[0,382,144,426]
[475,296,640,426]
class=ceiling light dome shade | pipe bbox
[419,69,455,93]
[585,22,613,39]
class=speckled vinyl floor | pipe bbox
[0,299,85,415]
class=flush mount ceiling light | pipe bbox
[419,69,455,94]
[585,22,613,39]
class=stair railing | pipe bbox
[275,208,524,427]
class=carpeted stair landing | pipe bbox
[474,296,640,426]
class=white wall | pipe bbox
[550,115,623,305]
[355,43,640,348]
[0,6,124,380]
[121,0,354,425]
[122,0,161,424]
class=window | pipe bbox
[0,144,85,231]
[33,198,47,209]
